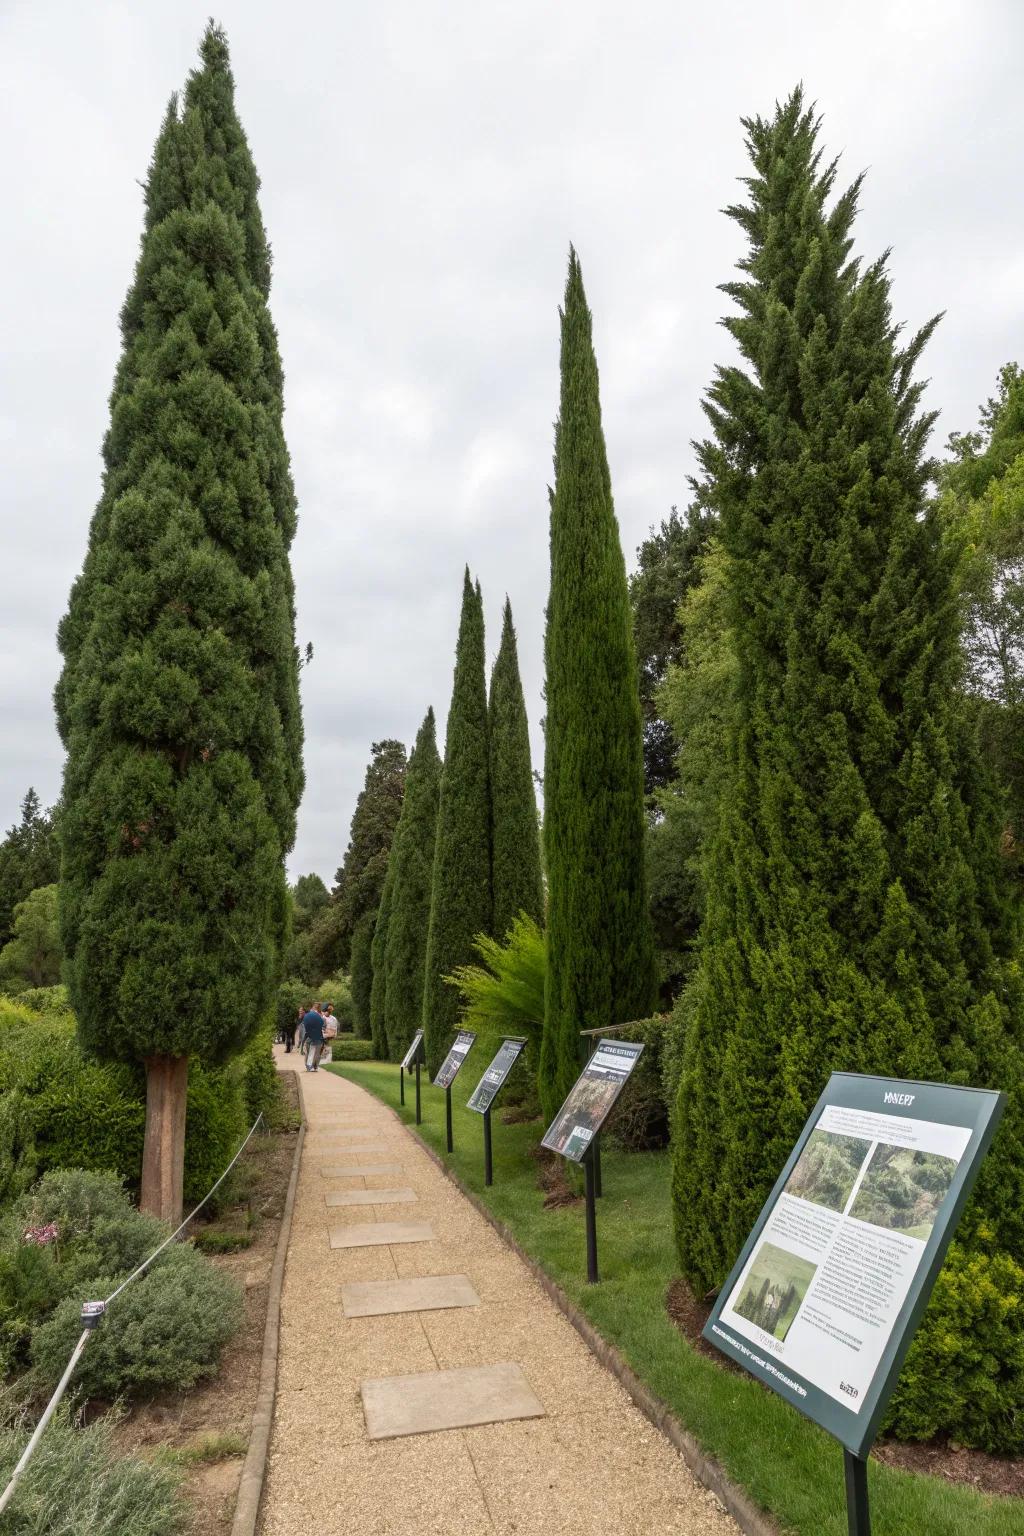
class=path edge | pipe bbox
[380,1097,780,1536]
[230,1066,306,1536]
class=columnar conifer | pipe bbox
[422,573,492,1075]
[673,92,1024,1299]
[368,859,396,1058]
[55,27,303,1221]
[333,740,407,1033]
[489,600,543,940]
[383,709,441,1060]
[539,252,657,1124]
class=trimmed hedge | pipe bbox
[603,1016,670,1151]
[326,1037,374,1062]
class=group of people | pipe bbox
[281,1002,338,1072]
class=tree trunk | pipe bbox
[140,1054,189,1224]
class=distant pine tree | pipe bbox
[368,857,396,1058]
[489,599,543,940]
[54,26,303,1221]
[383,709,442,1060]
[539,251,656,1124]
[673,91,1024,1298]
[422,572,492,1075]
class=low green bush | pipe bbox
[326,1037,373,1061]
[0,1396,185,1535]
[32,1242,243,1399]
[884,1238,1024,1453]
[12,985,72,1016]
[603,1016,670,1150]
[182,1063,247,1204]
[276,977,309,1037]
[240,1021,282,1128]
[318,974,355,1031]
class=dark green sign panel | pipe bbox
[703,1073,1004,1457]
[433,1030,476,1089]
[468,1037,526,1115]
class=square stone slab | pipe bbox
[361,1363,545,1439]
[342,1274,480,1318]
[330,1221,434,1249]
[320,1164,403,1177]
[314,1142,391,1155]
[326,1188,417,1207]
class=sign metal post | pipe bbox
[467,1037,527,1189]
[445,1084,454,1153]
[483,1108,493,1185]
[399,1066,405,1106]
[542,1036,645,1284]
[399,1031,425,1125]
[432,1031,477,1155]
[415,1060,421,1124]
[701,1072,1005,1536]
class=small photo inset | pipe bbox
[732,1241,817,1343]
[783,1127,870,1214]
[849,1145,957,1242]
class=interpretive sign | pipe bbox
[468,1038,527,1114]
[400,1030,425,1074]
[704,1072,1005,1459]
[433,1030,476,1089]
[542,1039,644,1162]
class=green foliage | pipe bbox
[629,506,714,796]
[383,709,441,1061]
[55,26,303,1072]
[368,856,396,1058]
[0,1395,186,1536]
[422,573,493,1075]
[445,914,545,1065]
[240,1022,281,1127]
[884,1240,1024,1453]
[181,1061,246,1201]
[283,874,330,981]
[276,976,309,1035]
[0,885,61,990]
[11,984,71,1015]
[602,1016,670,1151]
[32,1242,242,1399]
[672,94,1024,1452]
[0,790,60,954]
[489,600,543,940]
[328,740,407,979]
[325,1037,373,1061]
[540,251,656,1124]
[348,911,375,1038]
[315,973,353,1029]
[648,542,736,997]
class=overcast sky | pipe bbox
[3,0,1023,883]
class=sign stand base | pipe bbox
[415,1061,421,1125]
[446,1084,454,1153]
[585,1147,599,1283]
[483,1107,493,1185]
[399,1066,405,1106]
[843,1450,870,1535]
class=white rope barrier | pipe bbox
[0,1111,264,1520]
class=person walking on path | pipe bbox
[301,1003,325,1071]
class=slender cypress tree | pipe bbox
[333,740,407,1032]
[368,857,396,1058]
[539,252,657,1124]
[383,709,442,1060]
[55,28,303,1221]
[673,92,1024,1297]
[489,599,543,939]
[422,573,492,1074]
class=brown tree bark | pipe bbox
[140,1054,189,1224]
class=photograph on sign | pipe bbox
[433,1029,476,1088]
[704,1073,1004,1455]
[467,1038,526,1115]
[400,1029,424,1073]
[541,1039,643,1162]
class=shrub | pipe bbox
[884,1239,1024,1453]
[445,915,545,1104]
[276,977,308,1037]
[326,1038,374,1062]
[603,1016,670,1151]
[318,973,355,1031]
[240,1021,282,1128]
[0,1395,185,1535]
[13,985,72,1016]
[182,1063,246,1203]
[32,1242,243,1399]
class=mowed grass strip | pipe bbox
[327,1059,1023,1536]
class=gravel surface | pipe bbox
[258,1048,738,1536]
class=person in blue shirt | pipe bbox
[301,1006,325,1072]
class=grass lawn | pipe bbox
[327,1057,1024,1536]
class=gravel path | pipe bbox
[258,1046,738,1536]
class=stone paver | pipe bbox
[329,1220,435,1249]
[342,1273,480,1317]
[260,1047,738,1536]
[362,1361,545,1439]
[326,1188,418,1207]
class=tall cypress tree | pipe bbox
[55,28,303,1221]
[673,92,1024,1296]
[539,251,657,1124]
[368,857,396,1058]
[383,709,442,1060]
[489,599,543,940]
[422,572,492,1075]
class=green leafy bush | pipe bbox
[182,1063,246,1203]
[240,1021,282,1128]
[885,1239,1024,1453]
[603,1016,670,1151]
[32,1242,242,1399]
[318,974,355,1031]
[0,1395,185,1535]
[12,985,72,1015]
[326,1038,374,1062]
[276,977,309,1037]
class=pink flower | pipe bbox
[23,1222,58,1247]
